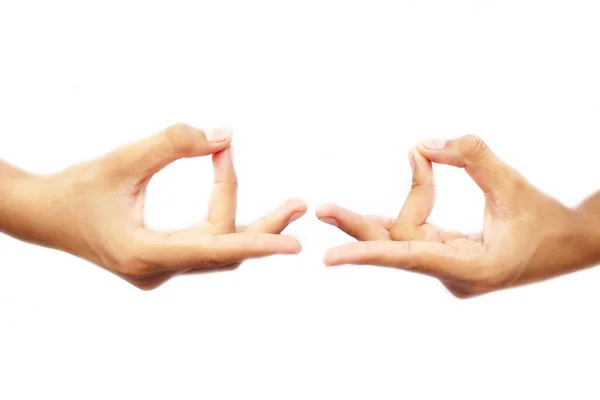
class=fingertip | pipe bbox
[203,126,234,158]
[410,146,433,167]
[316,203,339,219]
[206,137,232,157]
[409,146,421,159]
[281,199,308,226]
[418,138,448,151]
[277,235,303,254]
[293,242,303,255]
[319,217,340,227]
[323,246,346,266]
[287,211,306,225]
[323,253,337,267]
[322,250,333,266]
[205,125,234,142]
[283,198,308,213]
[408,150,417,172]
[316,203,340,227]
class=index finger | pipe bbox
[208,145,237,233]
[390,149,435,241]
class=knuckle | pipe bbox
[508,173,530,194]
[164,123,198,156]
[461,134,490,163]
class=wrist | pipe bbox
[570,207,600,265]
[0,170,76,252]
[544,206,600,277]
[0,171,48,244]
[514,203,600,286]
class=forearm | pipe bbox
[515,200,600,286]
[0,161,60,247]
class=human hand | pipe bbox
[318,135,600,298]
[15,124,305,289]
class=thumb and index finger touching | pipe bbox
[112,123,240,231]
[416,134,525,200]
[112,128,521,276]
[121,124,301,271]
[325,135,524,280]
[107,123,233,179]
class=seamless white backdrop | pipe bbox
[1,1,600,399]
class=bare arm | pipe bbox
[0,161,53,246]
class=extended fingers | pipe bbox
[135,230,301,271]
[324,240,481,282]
[242,198,307,234]
[317,203,390,241]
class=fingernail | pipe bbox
[319,217,339,227]
[206,126,233,142]
[408,152,416,172]
[420,138,447,150]
[287,211,305,225]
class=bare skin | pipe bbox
[4,128,600,296]
[318,135,600,298]
[0,123,306,290]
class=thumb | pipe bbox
[107,123,232,179]
[416,134,524,198]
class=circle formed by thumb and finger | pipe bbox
[416,134,525,199]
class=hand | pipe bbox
[318,135,600,298]
[14,124,305,289]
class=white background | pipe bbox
[1,0,600,398]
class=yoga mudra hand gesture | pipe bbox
[318,135,600,297]
[0,124,306,289]
[4,129,600,295]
